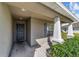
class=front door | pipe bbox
[15,21,26,43]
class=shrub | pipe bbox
[50,36,79,57]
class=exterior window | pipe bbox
[44,23,53,37]
[47,24,53,36]
[44,23,48,37]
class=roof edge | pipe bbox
[56,2,79,21]
[40,2,79,22]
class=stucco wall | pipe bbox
[72,27,79,33]
[26,19,31,46]
[31,18,53,46]
[73,25,79,33]
[0,3,12,56]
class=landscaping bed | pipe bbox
[47,33,79,57]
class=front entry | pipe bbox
[13,18,31,46]
[15,21,26,43]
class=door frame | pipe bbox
[14,20,26,43]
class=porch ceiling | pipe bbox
[6,2,72,23]
[9,5,52,21]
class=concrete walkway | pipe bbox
[11,38,50,57]
[11,43,35,57]
[34,38,50,57]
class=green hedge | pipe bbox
[50,36,79,57]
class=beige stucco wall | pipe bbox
[31,18,53,46]
[0,3,12,56]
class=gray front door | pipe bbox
[16,21,26,43]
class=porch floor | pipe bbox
[11,37,50,57]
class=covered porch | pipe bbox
[0,2,78,57]
[7,2,74,45]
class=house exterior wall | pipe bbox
[0,3,12,56]
[73,23,79,33]
[26,19,31,46]
[62,24,79,33]
[73,27,79,33]
[30,18,53,46]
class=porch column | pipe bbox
[53,16,64,43]
[67,24,74,38]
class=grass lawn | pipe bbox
[62,32,79,40]
[61,32,67,40]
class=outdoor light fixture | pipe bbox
[21,8,26,11]
[19,17,23,20]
